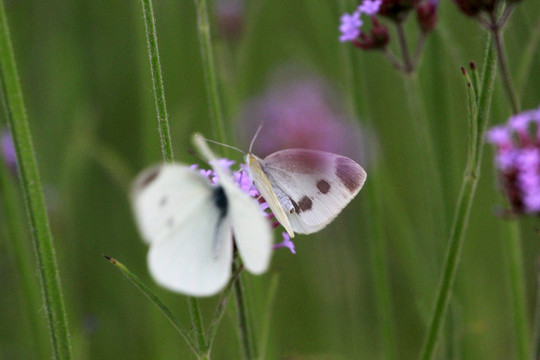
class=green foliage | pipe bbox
[1,0,540,359]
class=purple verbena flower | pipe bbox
[191,158,286,228]
[358,0,382,15]
[487,105,540,215]
[272,232,296,254]
[339,11,363,42]
[236,68,375,167]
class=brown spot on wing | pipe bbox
[316,179,331,194]
[134,165,161,191]
[335,157,363,193]
[298,196,313,212]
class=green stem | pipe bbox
[491,13,520,114]
[233,260,257,360]
[257,273,280,360]
[502,221,529,360]
[188,297,208,353]
[194,0,227,145]
[0,1,72,358]
[517,14,540,99]
[207,264,244,349]
[139,2,210,356]
[395,21,413,74]
[140,0,174,162]
[0,162,48,358]
[419,35,497,360]
[103,256,199,356]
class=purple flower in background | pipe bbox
[214,0,245,39]
[339,11,363,42]
[236,67,375,167]
[1,129,17,174]
[359,0,382,15]
[487,105,540,214]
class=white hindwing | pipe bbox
[132,165,233,297]
[259,149,366,234]
[194,135,273,274]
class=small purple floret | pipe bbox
[358,0,382,16]
[339,11,362,42]
[272,232,296,254]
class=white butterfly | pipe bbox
[245,149,366,237]
[131,134,272,297]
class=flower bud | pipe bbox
[416,0,438,32]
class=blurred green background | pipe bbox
[1,0,540,359]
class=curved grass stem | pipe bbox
[419,35,497,360]
[140,0,174,162]
[233,260,257,360]
[0,1,72,358]
[491,13,520,114]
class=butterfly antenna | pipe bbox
[196,135,245,155]
[249,122,264,153]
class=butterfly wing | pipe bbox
[193,134,273,274]
[260,149,366,234]
[132,165,233,297]
[220,177,273,274]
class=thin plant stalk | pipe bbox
[103,256,200,356]
[395,21,413,73]
[193,0,259,356]
[207,264,245,348]
[516,14,540,100]
[501,220,529,360]
[257,273,280,360]
[140,0,174,162]
[0,1,72,358]
[233,260,257,360]
[188,297,208,354]
[337,1,397,357]
[139,0,208,355]
[0,164,48,358]
[490,12,520,114]
[194,0,227,145]
[419,36,497,360]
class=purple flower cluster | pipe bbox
[237,69,374,167]
[339,0,382,43]
[339,0,438,54]
[487,105,540,214]
[191,159,296,253]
